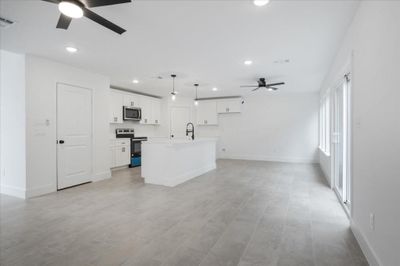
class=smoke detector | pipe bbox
[273,59,290,64]
[0,16,15,28]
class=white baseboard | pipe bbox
[351,221,382,266]
[0,184,26,199]
[26,184,55,198]
[219,154,317,164]
[92,170,112,182]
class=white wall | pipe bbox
[320,1,400,265]
[0,50,27,198]
[25,55,111,197]
[211,93,319,163]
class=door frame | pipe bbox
[169,106,191,139]
[330,70,352,216]
[56,82,94,190]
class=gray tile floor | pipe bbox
[0,160,368,266]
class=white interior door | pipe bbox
[170,107,190,139]
[57,83,92,189]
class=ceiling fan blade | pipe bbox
[42,0,60,4]
[252,87,260,91]
[56,14,72,30]
[83,0,131,8]
[83,8,126,34]
[269,87,279,91]
[266,82,285,87]
[240,85,258,88]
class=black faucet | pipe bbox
[186,122,195,140]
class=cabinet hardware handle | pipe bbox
[131,101,134,106]
[59,140,65,144]
[114,117,117,122]
[122,147,125,152]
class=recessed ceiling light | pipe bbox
[58,1,83,18]
[212,87,218,91]
[65,46,78,53]
[253,0,270,7]
[244,60,253,65]
[132,79,139,84]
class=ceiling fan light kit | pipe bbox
[58,1,83,18]
[43,0,131,34]
[240,78,285,92]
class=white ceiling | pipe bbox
[0,0,359,98]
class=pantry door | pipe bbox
[57,83,93,189]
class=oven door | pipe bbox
[123,106,141,121]
[131,140,142,156]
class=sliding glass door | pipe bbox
[332,75,351,209]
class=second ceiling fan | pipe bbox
[240,78,285,91]
[42,0,131,34]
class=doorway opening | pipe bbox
[170,107,191,139]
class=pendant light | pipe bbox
[194,83,199,106]
[171,74,177,101]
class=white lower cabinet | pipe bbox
[110,139,131,168]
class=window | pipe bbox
[319,94,330,155]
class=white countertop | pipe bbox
[143,137,218,145]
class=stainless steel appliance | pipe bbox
[115,128,147,167]
[123,106,141,121]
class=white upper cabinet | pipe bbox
[123,93,141,107]
[109,88,162,125]
[217,98,242,113]
[109,90,124,124]
[140,96,152,125]
[152,98,161,125]
[196,100,218,125]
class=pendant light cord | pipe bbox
[195,84,199,100]
[171,74,177,94]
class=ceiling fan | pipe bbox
[240,78,285,91]
[42,0,131,34]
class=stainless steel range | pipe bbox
[115,128,147,167]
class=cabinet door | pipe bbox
[217,99,241,113]
[197,100,217,125]
[109,91,124,123]
[123,94,141,107]
[115,145,130,167]
[140,96,153,125]
[152,99,161,125]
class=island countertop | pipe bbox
[144,137,217,145]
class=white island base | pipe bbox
[141,138,217,187]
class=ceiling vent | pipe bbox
[0,17,15,28]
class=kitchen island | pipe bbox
[141,138,217,187]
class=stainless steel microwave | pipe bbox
[123,106,141,121]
